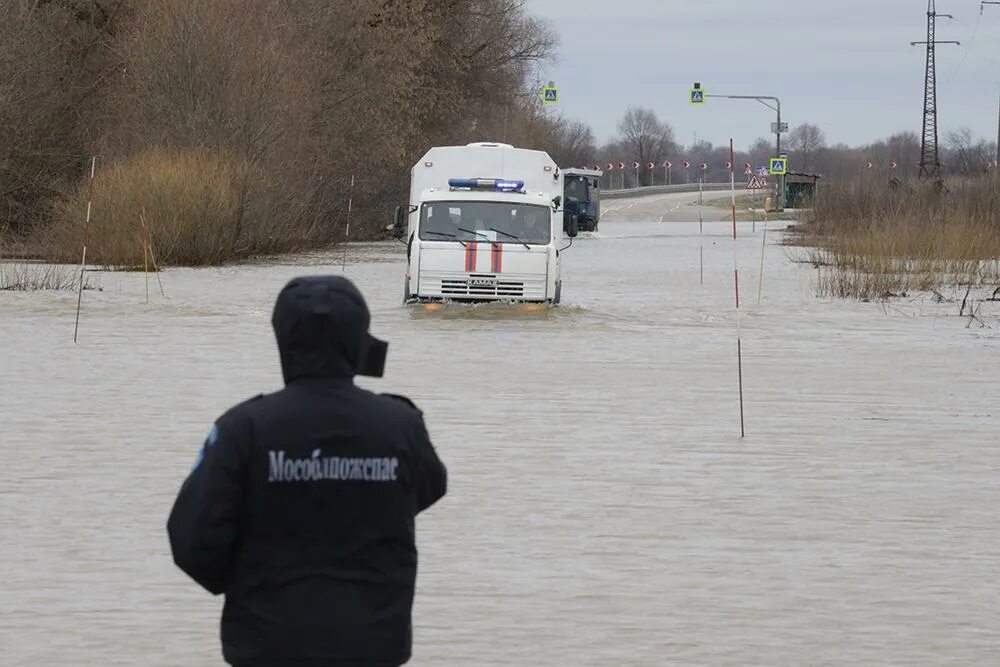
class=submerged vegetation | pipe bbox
[790,177,1000,301]
[0,260,79,292]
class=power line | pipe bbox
[945,8,981,80]
[982,1,1000,171]
[911,0,961,181]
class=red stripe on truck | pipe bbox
[465,242,477,272]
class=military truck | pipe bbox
[560,168,602,233]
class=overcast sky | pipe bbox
[524,0,1000,150]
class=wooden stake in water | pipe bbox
[143,225,149,304]
[698,176,704,285]
[757,218,768,305]
[730,139,746,438]
[140,209,165,297]
[74,156,96,344]
[342,174,355,271]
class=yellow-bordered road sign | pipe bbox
[541,84,558,105]
[690,88,705,104]
[769,157,788,175]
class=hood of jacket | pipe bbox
[271,275,387,383]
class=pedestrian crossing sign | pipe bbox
[769,157,787,175]
[690,88,705,104]
[541,84,558,105]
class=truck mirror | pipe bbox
[391,206,406,239]
[566,214,579,238]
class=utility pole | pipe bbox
[911,0,960,181]
[982,2,1000,172]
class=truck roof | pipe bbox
[562,167,604,177]
[418,188,554,207]
[411,142,560,202]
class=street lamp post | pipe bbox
[704,93,785,212]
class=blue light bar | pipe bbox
[495,179,524,192]
[447,178,524,192]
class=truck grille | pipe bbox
[441,274,525,298]
[418,270,547,301]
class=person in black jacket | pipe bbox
[167,275,446,667]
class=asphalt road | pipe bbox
[601,188,736,223]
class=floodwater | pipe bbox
[2,195,999,666]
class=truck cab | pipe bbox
[391,143,576,304]
[561,168,602,233]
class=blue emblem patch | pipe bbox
[192,424,219,471]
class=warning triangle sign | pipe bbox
[746,174,769,190]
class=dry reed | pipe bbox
[44,147,314,268]
[0,260,80,291]
[790,177,1000,300]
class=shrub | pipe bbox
[45,147,308,267]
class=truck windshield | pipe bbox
[564,176,588,203]
[419,202,551,245]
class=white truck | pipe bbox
[390,142,577,304]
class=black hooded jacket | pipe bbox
[167,276,447,667]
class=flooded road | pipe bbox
[2,205,999,665]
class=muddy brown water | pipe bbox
[2,210,998,665]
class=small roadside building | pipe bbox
[783,171,821,208]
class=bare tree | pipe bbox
[945,127,994,176]
[544,118,596,168]
[747,137,773,171]
[0,0,600,259]
[788,123,826,172]
[617,107,677,185]
[0,0,122,235]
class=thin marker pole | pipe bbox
[698,174,704,233]
[74,156,96,344]
[342,173,355,271]
[143,223,149,304]
[757,218,768,304]
[142,210,165,298]
[730,139,745,438]
[698,176,704,285]
[150,244,165,296]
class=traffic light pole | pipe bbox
[704,93,784,212]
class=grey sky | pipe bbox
[524,0,1000,150]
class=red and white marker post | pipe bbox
[729,139,745,438]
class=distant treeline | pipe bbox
[589,109,998,188]
[4,1,996,267]
[0,0,596,266]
